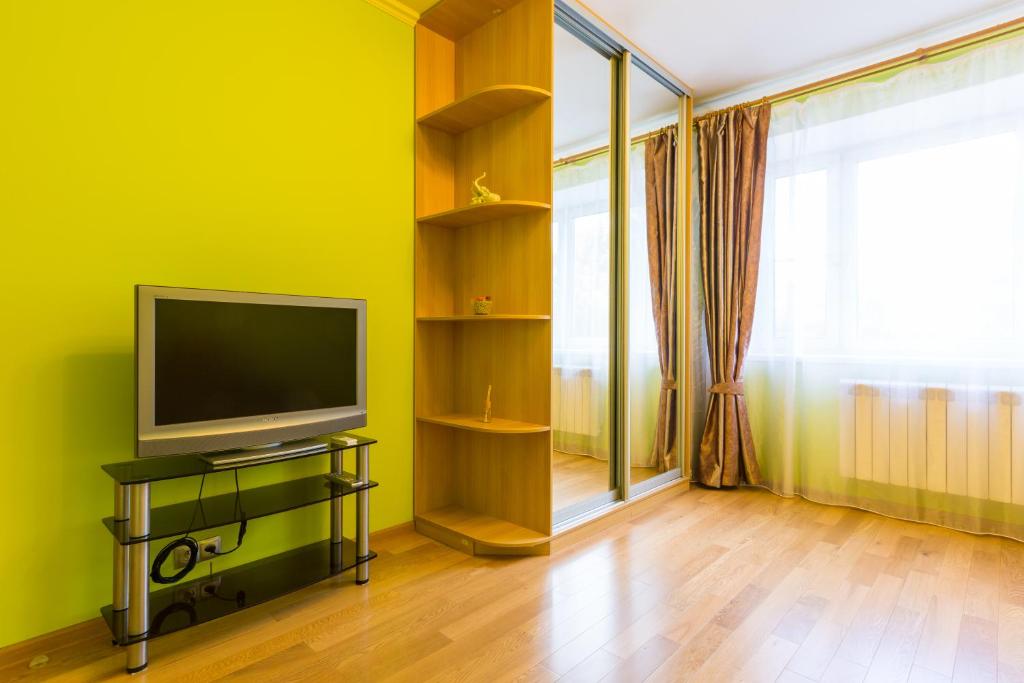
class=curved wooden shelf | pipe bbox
[416,314,550,322]
[419,0,524,40]
[416,200,551,228]
[417,85,551,133]
[417,413,550,434]
[417,505,549,548]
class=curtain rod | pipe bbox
[693,15,1024,124]
[554,125,677,168]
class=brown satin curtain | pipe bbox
[695,103,771,488]
[643,127,678,473]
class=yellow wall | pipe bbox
[0,0,413,646]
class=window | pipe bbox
[552,157,611,364]
[753,79,1024,363]
[742,30,1024,543]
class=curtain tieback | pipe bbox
[709,381,744,395]
[661,379,677,391]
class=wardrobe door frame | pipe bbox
[553,1,692,527]
[626,88,690,500]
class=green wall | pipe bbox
[0,0,413,647]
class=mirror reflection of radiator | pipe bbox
[839,380,1024,502]
[552,367,599,437]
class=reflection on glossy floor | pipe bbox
[4,487,1022,682]
[553,449,659,511]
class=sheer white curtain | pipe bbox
[552,144,660,465]
[748,33,1024,539]
[629,142,662,469]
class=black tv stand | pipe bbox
[99,433,377,674]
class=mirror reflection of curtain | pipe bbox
[643,127,678,473]
[749,33,1024,540]
[552,144,661,465]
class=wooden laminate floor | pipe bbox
[3,487,1023,682]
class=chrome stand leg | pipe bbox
[356,445,369,585]
[330,450,344,574]
[112,484,130,645]
[126,483,150,674]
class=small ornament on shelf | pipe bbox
[472,295,492,315]
[482,384,492,424]
[470,172,501,205]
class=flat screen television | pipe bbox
[135,285,366,458]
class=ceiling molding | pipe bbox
[363,0,420,27]
[694,3,1024,114]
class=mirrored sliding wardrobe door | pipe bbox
[551,22,617,522]
[626,62,683,495]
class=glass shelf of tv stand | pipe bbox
[103,472,378,545]
[102,537,376,646]
[100,433,376,485]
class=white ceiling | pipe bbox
[580,0,1024,108]
[555,23,679,157]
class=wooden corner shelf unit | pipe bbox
[414,0,553,555]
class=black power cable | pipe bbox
[211,470,247,556]
[150,469,248,584]
[149,537,200,585]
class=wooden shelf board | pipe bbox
[417,505,549,547]
[416,200,550,227]
[417,413,550,434]
[418,85,551,133]
[416,314,550,322]
[418,0,524,40]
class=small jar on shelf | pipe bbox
[472,296,492,315]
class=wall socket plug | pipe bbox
[197,536,221,561]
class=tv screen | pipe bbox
[136,286,366,458]
[154,299,358,425]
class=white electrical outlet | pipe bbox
[171,536,220,569]
[173,544,194,569]
[197,536,221,561]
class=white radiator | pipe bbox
[839,380,1024,503]
[552,366,599,437]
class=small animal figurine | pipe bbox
[482,384,492,423]
[470,173,501,205]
